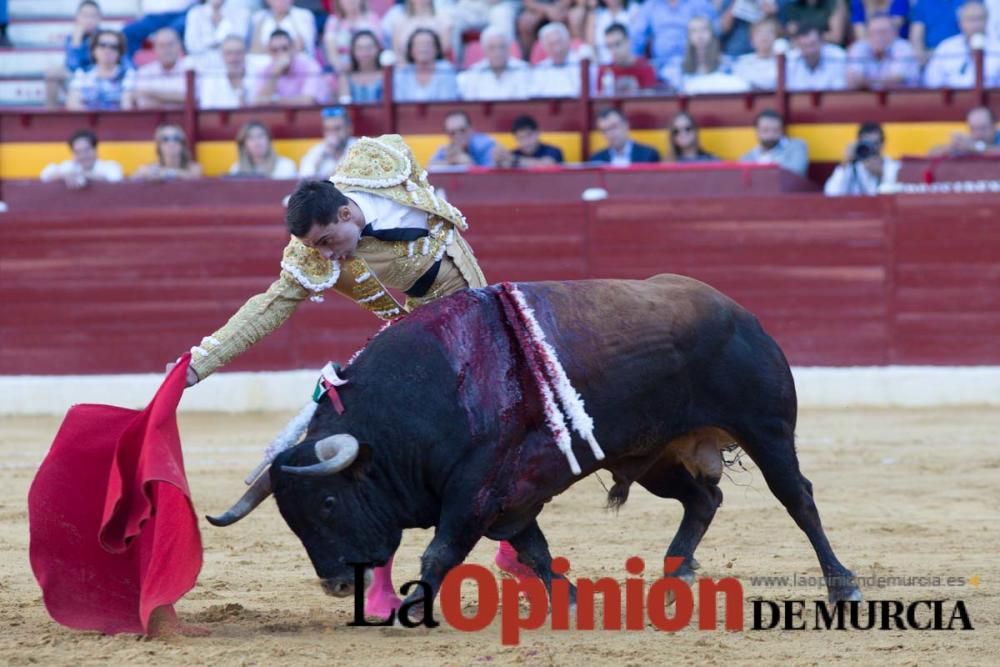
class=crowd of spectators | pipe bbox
[32,0,1000,111]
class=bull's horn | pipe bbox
[280,434,359,477]
[206,468,273,527]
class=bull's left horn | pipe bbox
[206,468,273,527]
[281,434,359,477]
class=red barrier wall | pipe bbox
[2,181,998,374]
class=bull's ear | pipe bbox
[346,443,373,481]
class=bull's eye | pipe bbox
[322,496,337,511]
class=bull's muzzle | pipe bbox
[321,579,355,598]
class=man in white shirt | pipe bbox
[184,0,250,56]
[528,22,582,98]
[299,107,358,179]
[250,0,316,54]
[733,17,779,90]
[41,129,124,189]
[924,0,1000,89]
[133,27,191,109]
[197,34,255,108]
[824,122,900,196]
[458,26,531,100]
[785,24,847,91]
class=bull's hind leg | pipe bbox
[636,462,723,583]
[741,422,861,602]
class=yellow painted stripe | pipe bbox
[0,123,975,179]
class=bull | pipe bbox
[209,275,862,614]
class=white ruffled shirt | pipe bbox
[347,191,429,233]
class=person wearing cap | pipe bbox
[299,106,357,179]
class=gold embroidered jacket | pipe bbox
[189,135,487,379]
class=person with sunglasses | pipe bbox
[666,111,718,162]
[428,110,497,168]
[67,28,136,110]
[134,124,203,181]
[299,107,357,179]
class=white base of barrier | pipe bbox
[1,366,999,416]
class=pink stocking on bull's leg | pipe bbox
[495,540,537,580]
[365,556,402,620]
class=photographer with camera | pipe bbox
[823,122,899,196]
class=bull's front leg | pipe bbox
[395,513,489,627]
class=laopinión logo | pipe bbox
[346,557,974,645]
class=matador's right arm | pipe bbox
[187,236,405,380]
[188,237,326,380]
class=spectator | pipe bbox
[336,29,384,103]
[924,1,1000,89]
[717,0,780,57]
[929,106,1000,156]
[133,123,203,180]
[229,121,298,178]
[393,28,458,101]
[44,0,103,108]
[197,34,254,108]
[253,28,328,105]
[41,129,124,188]
[66,29,136,110]
[824,122,899,195]
[299,107,357,178]
[850,0,909,41]
[596,23,657,94]
[909,0,963,65]
[528,22,583,97]
[779,0,847,44]
[588,0,636,64]
[184,0,250,57]
[322,0,381,72]
[132,27,190,109]
[590,107,661,165]
[250,0,317,54]
[630,0,717,69]
[667,111,718,162]
[517,0,572,59]
[733,16,780,90]
[669,14,749,94]
[784,22,847,90]
[493,114,565,167]
[391,0,452,59]
[846,13,918,89]
[450,0,519,64]
[457,26,532,100]
[428,110,497,168]
[741,109,809,176]
[123,0,193,59]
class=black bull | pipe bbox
[209,275,861,608]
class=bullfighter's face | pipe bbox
[271,436,399,598]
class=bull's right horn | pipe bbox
[206,468,273,527]
[280,434,359,477]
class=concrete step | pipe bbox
[0,49,66,76]
[0,79,46,106]
[10,0,139,20]
[9,20,127,48]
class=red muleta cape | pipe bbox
[28,354,202,634]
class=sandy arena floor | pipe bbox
[1,407,998,666]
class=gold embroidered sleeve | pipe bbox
[189,272,309,380]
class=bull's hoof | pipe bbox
[829,587,863,603]
[365,591,402,621]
